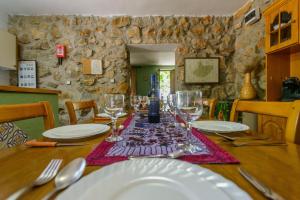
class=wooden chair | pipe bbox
[230,99,300,144]
[203,98,217,120]
[0,101,55,130]
[65,100,99,125]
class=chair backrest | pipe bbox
[203,98,217,120]
[65,100,98,125]
[0,101,55,130]
[230,99,300,144]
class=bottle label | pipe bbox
[149,98,160,116]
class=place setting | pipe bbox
[58,88,255,200]
[57,90,251,200]
[192,119,287,147]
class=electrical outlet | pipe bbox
[110,79,115,83]
[66,80,71,85]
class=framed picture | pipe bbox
[18,60,37,88]
[184,57,219,83]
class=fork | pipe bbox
[7,159,62,200]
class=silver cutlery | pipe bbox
[42,157,86,200]
[215,132,269,142]
[238,167,285,200]
[233,141,287,147]
[7,159,62,200]
[104,121,112,125]
[129,149,185,159]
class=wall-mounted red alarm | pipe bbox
[55,44,66,65]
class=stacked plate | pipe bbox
[96,112,127,118]
[57,158,251,200]
[192,121,249,133]
[42,124,110,139]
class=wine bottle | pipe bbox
[148,74,160,123]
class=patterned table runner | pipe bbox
[86,114,239,166]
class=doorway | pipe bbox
[132,65,175,96]
[127,44,177,96]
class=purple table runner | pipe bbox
[86,114,239,166]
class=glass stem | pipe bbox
[174,108,177,122]
[112,118,117,138]
[187,122,192,142]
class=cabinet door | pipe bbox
[265,11,280,53]
[0,31,16,69]
[278,0,299,48]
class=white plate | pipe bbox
[192,120,249,133]
[42,124,110,139]
[96,112,127,118]
[57,159,251,200]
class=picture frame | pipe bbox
[18,60,37,88]
[184,57,219,83]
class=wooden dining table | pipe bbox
[0,117,300,200]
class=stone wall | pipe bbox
[8,15,238,124]
[232,0,273,99]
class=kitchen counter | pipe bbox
[0,85,61,94]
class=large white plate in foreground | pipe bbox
[42,124,110,139]
[192,120,250,133]
[57,159,251,200]
[96,112,127,118]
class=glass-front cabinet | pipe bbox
[264,0,299,53]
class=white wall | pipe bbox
[130,52,175,66]
[0,11,10,86]
[0,11,8,29]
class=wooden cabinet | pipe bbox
[264,0,300,101]
[0,30,16,70]
[264,0,299,53]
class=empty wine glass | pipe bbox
[160,95,168,116]
[104,94,125,142]
[140,96,149,110]
[130,95,141,117]
[167,94,178,125]
[176,90,203,153]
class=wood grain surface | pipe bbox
[0,120,299,200]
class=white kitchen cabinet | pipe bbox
[0,30,16,70]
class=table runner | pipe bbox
[86,114,239,166]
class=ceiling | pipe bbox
[0,0,248,16]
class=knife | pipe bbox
[238,167,285,200]
[25,140,85,147]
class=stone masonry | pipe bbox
[7,4,267,124]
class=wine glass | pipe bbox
[176,90,203,153]
[167,94,178,125]
[130,95,141,117]
[104,94,125,142]
[140,96,149,110]
[160,94,168,115]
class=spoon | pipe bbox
[42,157,86,200]
[128,149,185,159]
